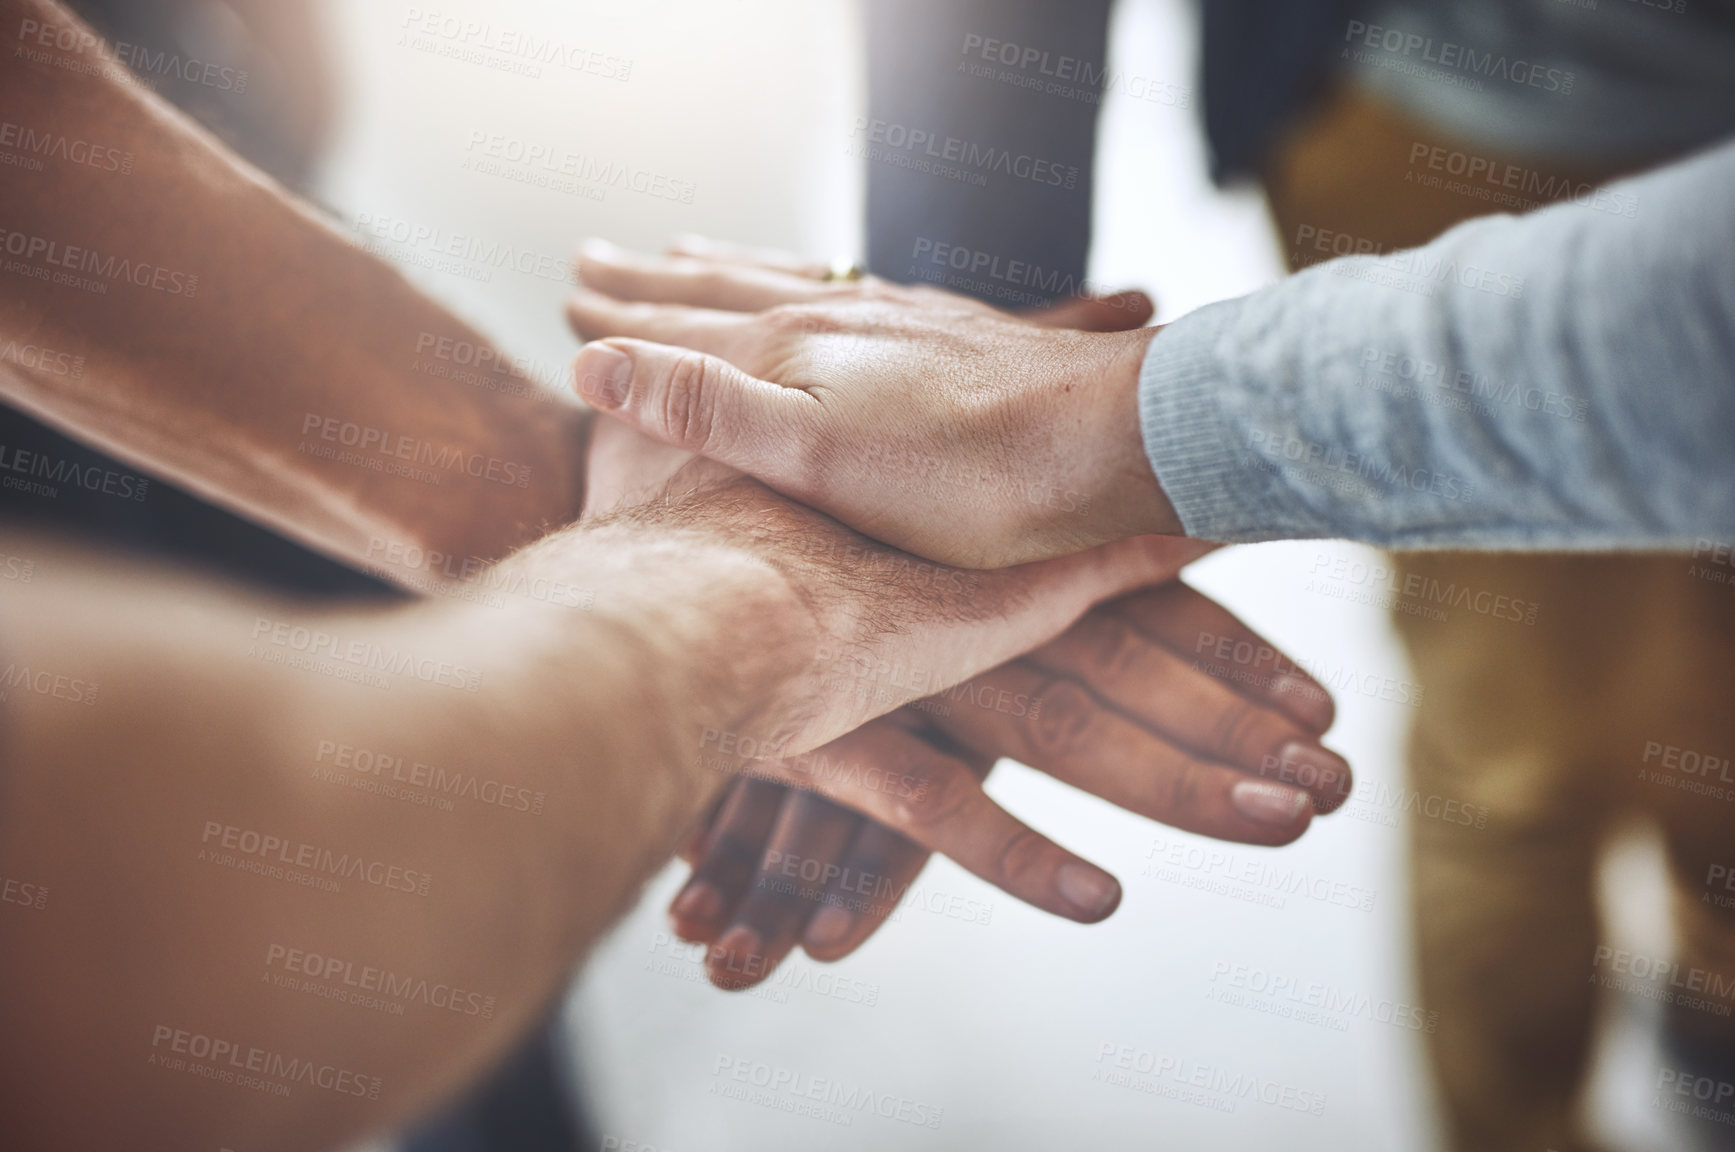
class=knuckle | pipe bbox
[893,762,973,833]
[702,832,767,889]
[994,828,1050,891]
[1210,701,1267,763]
[660,352,720,452]
[765,302,839,337]
[1156,757,1208,820]
[1029,679,1100,758]
[1088,623,1149,681]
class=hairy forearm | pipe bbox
[0,525,806,1151]
[0,0,590,580]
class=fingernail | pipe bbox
[1271,672,1334,729]
[1056,861,1121,920]
[580,237,620,261]
[1231,779,1311,827]
[710,926,764,990]
[670,882,723,930]
[1266,741,1351,802]
[804,905,855,949]
[574,343,632,409]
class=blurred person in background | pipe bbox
[1253,6,1735,1152]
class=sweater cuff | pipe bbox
[1138,299,1303,542]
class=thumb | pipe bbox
[572,338,817,481]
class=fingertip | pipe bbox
[578,237,621,263]
[800,905,858,960]
[1313,759,1354,816]
[1056,860,1121,922]
[1229,779,1314,841]
[708,926,767,991]
[572,340,634,409]
[668,233,713,256]
[669,881,726,941]
[1267,741,1353,814]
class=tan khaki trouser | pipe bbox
[1261,87,1735,1152]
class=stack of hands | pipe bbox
[566,237,1350,990]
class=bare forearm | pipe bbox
[0,528,803,1151]
[0,0,590,578]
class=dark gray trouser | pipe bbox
[864,0,1110,307]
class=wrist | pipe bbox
[1071,327,1184,545]
[500,515,821,777]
